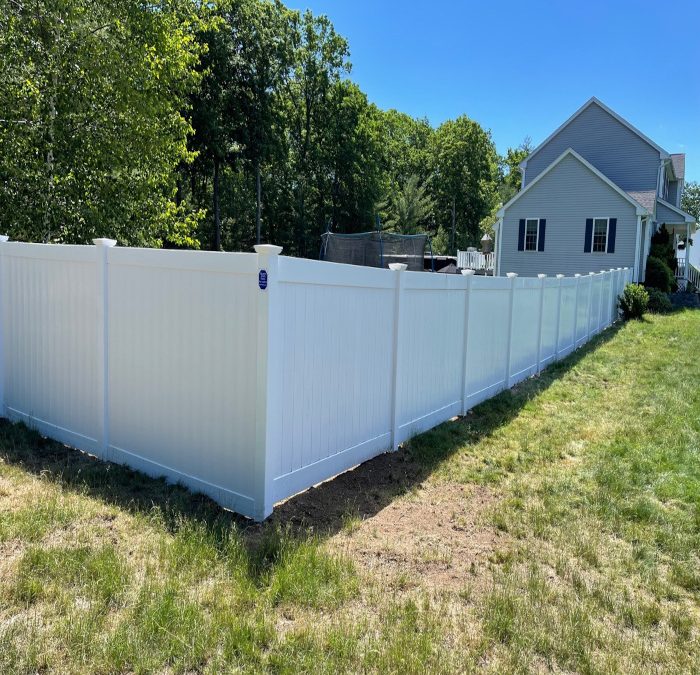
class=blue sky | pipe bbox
[286,0,700,182]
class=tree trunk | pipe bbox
[213,157,221,251]
[256,160,262,245]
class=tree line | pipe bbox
[0,0,529,256]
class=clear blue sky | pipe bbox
[286,0,700,182]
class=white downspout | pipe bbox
[496,218,503,276]
[633,214,642,282]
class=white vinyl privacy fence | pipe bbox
[0,237,632,520]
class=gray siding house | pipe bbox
[495,98,696,282]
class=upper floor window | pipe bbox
[592,218,608,252]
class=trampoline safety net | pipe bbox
[320,231,429,271]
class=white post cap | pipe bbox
[556,274,565,279]
[506,272,518,278]
[93,238,117,247]
[461,269,476,276]
[589,271,596,275]
[389,263,408,271]
[254,244,283,255]
[574,274,581,277]
[537,274,547,279]
[0,235,9,243]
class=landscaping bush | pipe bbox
[646,288,673,314]
[645,256,676,293]
[650,225,676,269]
[619,283,648,320]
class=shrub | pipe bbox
[618,283,648,320]
[650,225,676,269]
[644,256,676,293]
[646,288,673,314]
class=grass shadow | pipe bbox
[0,323,623,551]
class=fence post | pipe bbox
[253,244,283,521]
[389,262,408,450]
[0,235,9,419]
[586,272,595,341]
[504,272,518,388]
[573,274,581,348]
[536,274,546,373]
[615,267,623,319]
[460,269,475,414]
[608,269,615,326]
[597,271,606,332]
[93,238,117,461]
[553,274,564,360]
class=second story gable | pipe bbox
[521,98,668,194]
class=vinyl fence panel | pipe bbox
[0,237,632,520]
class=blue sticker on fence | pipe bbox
[258,269,268,290]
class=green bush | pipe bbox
[644,256,676,293]
[650,225,676,269]
[646,288,673,314]
[618,283,649,320]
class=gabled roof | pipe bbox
[498,148,649,218]
[627,190,656,212]
[519,97,670,169]
[657,198,695,223]
[670,154,685,180]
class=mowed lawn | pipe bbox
[1,309,700,674]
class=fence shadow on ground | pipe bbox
[0,323,622,550]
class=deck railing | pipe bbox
[457,250,494,271]
[688,262,700,290]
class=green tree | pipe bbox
[681,181,700,222]
[428,115,499,253]
[498,137,531,203]
[0,0,204,246]
[378,175,434,234]
[378,110,433,193]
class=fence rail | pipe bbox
[457,250,494,271]
[0,237,631,520]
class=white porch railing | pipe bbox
[688,262,700,290]
[457,250,494,271]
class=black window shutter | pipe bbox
[607,218,617,253]
[518,219,525,251]
[584,218,593,252]
[537,219,546,251]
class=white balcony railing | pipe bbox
[457,250,494,271]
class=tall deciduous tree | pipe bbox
[681,181,700,222]
[428,115,499,252]
[0,0,204,246]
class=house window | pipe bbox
[525,218,539,251]
[592,218,608,253]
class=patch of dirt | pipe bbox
[330,482,504,593]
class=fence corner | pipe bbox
[253,243,283,521]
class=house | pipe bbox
[494,97,696,284]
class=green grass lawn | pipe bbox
[1,310,699,673]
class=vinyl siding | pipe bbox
[667,180,679,207]
[524,102,660,191]
[500,154,638,278]
[656,199,687,225]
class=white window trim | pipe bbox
[590,217,610,254]
[524,217,541,252]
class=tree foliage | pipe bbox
[681,181,700,223]
[0,0,204,246]
[1,0,520,258]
